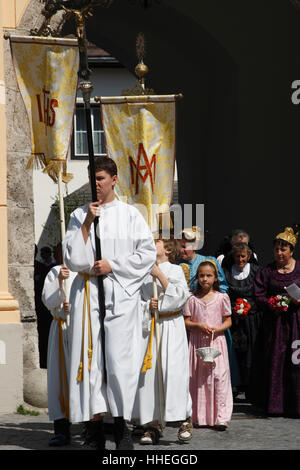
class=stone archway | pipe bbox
[60,1,239,256]
[60,1,300,264]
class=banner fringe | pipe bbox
[42,160,73,184]
[26,153,47,170]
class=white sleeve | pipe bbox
[158,265,191,313]
[62,208,95,273]
[41,267,66,315]
[107,210,156,296]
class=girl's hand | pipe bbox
[63,301,70,313]
[199,324,213,335]
[58,266,70,280]
[150,298,158,312]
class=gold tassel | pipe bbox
[77,273,95,383]
[62,160,73,184]
[142,315,155,373]
[62,172,73,184]
[77,362,83,382]
[88,348,92,371]
[56,317,70,418]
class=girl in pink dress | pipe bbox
[183,260,233,430]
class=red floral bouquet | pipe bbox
[268,295,291,313]
[233,298,251,317]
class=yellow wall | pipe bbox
[0,0,30,322]
[0,0,30,29]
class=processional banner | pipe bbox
[99,95,177,231]
[9,35,79,182]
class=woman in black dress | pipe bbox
[223,242,261,399]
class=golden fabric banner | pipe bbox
[100,95,177,230]
[9,35,79,183]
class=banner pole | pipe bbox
[152,278,166,429]
[57,167,70,327]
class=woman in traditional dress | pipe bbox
[253,226,300,417]
[223,242,261,400]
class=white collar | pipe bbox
[232,263,250,280]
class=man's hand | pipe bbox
[63,301,70,313]
[85,201,102,225]
[82,201,102,244]
[93,259,112,276]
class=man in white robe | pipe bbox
[62,156,156,450]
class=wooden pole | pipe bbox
[152,278,166,429]
[57,168,70,327]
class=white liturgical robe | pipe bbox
[42,265,77,421]
[132,261,192,425]
[62,198,156,423]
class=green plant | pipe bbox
[17,404,40,416]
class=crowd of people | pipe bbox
[39,156,300,451]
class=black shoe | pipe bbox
[49,433,70,447]
[83,420,106,450]
[113,417,134,450]
[49,418,70,447]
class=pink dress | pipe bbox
[183,291,233,426]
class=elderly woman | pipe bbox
[253,226,300,417]
[223,242,261,400]
[216,229,258,271]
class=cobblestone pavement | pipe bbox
[0,396,299,454]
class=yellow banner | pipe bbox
[100,95,177,230]
[10,35,79,182]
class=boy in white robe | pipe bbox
[41,262,76,446]
[132,238,193,444]
[62,156,156,450]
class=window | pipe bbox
[71,103,106,159]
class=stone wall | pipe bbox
[4,0,66,372]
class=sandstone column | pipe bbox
[0,0,30,413]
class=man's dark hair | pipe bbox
[88,156,118,177]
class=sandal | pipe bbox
[178,418,193,442]
[139,427,161,445]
